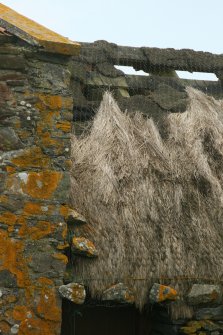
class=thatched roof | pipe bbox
[70,88,223,309]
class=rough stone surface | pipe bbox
[149,283,178,303]
[71,40,223,139]
[188,284,222,305]
[101,283,135,304]
[66,208,87,225]
[58,282,86,304]
[181,320,223,334]
[0,127,23,151]
[72,237,98,257]
[195,306,223,320]
[2,30,223,335]
[0,270,17,287]
[151,83,188,112]
[0,20,74,335]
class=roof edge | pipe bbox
[0,3,80,56]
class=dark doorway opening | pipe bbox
[61,300,152,335]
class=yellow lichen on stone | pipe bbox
[21,171,62,199]
[0,211,17,226]
[0,229,30,288]
[60,205,69,217]
[36,288,60,322]
[56,121,71,132]
[23,202,52,215]
[36,94,72,111]
[12,147,50,168]
[0,321,11,334]
[59,283,86,304]
[52,253,68,264]
[0,3,80,55]
[13,306,31,321]
[19,220,53,240]
[6,166,16,173]
[56,242,69,250]
[72,237,98,257]
[124,291,135,304]
[181,320,215,334]
[158,284,178,302]
[37,277,54,286]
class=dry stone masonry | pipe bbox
[71,40,223,136]
[0,4,79,334]
[1,3,223,335]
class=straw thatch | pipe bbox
[70,88,223,309]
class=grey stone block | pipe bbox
[188,284,222,305]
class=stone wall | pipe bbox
[68,40,223,335]
[1,33,223,335]
[148,283,223,335]
[71,40,223,135]
[0,33,74,334]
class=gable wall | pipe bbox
[0,35,73,335]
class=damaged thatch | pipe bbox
[70,88,223,309]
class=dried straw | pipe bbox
[70,88,223,309]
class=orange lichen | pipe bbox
[23,202,54,216]
[0,211,17,226]
[0,229,30,288]
[52,253,68,264]
[19,317,53,335]
[60,205,69,218]
[0,294,17,307]
[23,202,44,215]
[19,220,53,240]
[124,291,135,304]
[0,227,64,333]
[72,237,98,257]
[21,171,62,199]
[39,111,60,127]
[0,4,80,55]
[7,295,17,303]
[56,121,71,133]
[36,129,59,148]
[36,94,73,111]
[12,147,50,168]
[0,195,8,204]
[36,95,62,111]
[13,306,31,321]
[56,242,69,250]
[37,277,54,286]
[37,288,60,322]
[62,224,67,239]
[23,202,56,216]
[36,124,66,153]
[6,165,16,173]
[17,216,27,226]
[0,321,11,333]
[158,284,178,302]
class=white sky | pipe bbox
[1,0,222,80]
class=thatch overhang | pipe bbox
[70,88,223,309]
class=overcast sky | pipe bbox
[1,0,222,80]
